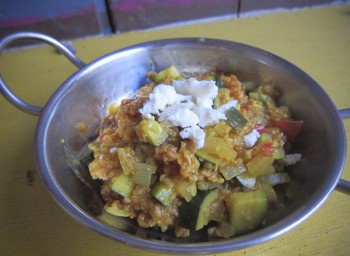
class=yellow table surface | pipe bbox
[1,4,350,256]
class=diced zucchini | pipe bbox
[241,81,258,91]
[257,172,291,186]
[151,181,176,206]
[154,65,181,83]
[195,150,220,165]
[208,200,226,222]
[273,147,285,160]
[249,91,260,101]
[136,119,168,146]
[216,221,235,238]
[108,173,134,198]
[246,155,275,176]
[251,100,264,110]
[257,133,272,145]
[117,147,136,175]
[213,121,232,138]
[213,88,231,109]
[179,189,219,231]
[219,164,246,180]
[132,162,156,187]
[197,181,222,191]
[176,180,197,202]
[225,107,248,131]
[236,172,256,189]
[228,189,268,235]
[262,94,276,108]
[260,184,278,205]
[197,136,237,162]
[104,201,129,217]
[249,91,276,108]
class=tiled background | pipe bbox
[0,0,348,43]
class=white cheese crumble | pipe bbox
[139,78,232,149]
[173,78,218,99]
[159,106,199,127]
[218,99,238,113]
[179,126,206,149]
[243,129,261,148]
[139,84,190,119]
[192,106,226,127]
[284,153,302,166]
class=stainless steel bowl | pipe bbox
[1,32,349,254]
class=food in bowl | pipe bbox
[87,65,303,238]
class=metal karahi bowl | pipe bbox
[1,32,349,254]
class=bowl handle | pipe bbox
[0,32,86,116]
[336,108,350,194]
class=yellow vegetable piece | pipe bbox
[108,173,134,198]
[228,189,268,235]
[117,147,136,175]
[151,181,176,206]
[104,202,129,217]
[260,184,278,205]
[214,88,231,109]
[132,162,156,187]
[136,119,168,146]
[175,180,197,202]
[246,155,275,176]
[198,136,237,162]
[154,65,182,84]
[220,164,246,180]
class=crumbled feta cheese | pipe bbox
[139,78,230,149]
[284,154,302,166]
[159,107,199,128]
[244,129,261,148]
[195,97,214,108]
[179,126,206,149]
[173,78,218,99]
[139,84,190,118]
[217,99,238,113]
[192,106,226,127]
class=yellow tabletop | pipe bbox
[1,4,350,256]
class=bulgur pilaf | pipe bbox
[88,65,303,238]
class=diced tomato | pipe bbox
[255,124,264,131]
[260,142,275,157]
[259,128,270,135]
[271,119,304,142]
[255,124,270,135]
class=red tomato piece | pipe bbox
[260,143,275,157]
[255,124,270,135]
[271,119,304,142]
